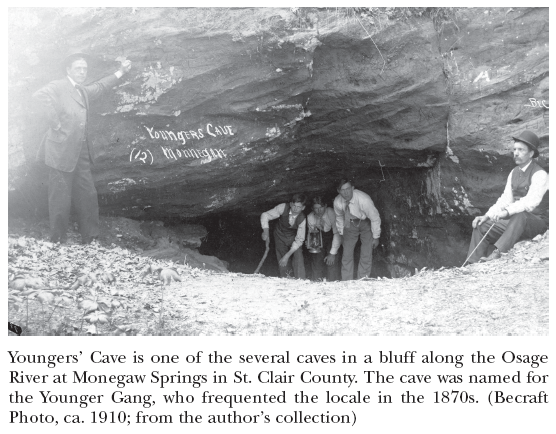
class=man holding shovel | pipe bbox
[260,194,307,279]
[465,130,549,264]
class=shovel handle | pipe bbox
[254,237,270,274]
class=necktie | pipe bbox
[345,202,352,229]
[75,84,86,105]
[316,214,323,231]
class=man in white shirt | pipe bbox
[334,179,381,280]
[306,197,342,281]
[466,130,549,263]
[260,194,307,279]
[33,53,131,244]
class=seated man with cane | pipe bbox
[465,130,549,265]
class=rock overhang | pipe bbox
[8,7,549,268]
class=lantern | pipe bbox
[307,229,323,253]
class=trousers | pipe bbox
[309,230,341,281]
[466,212,547,263]
[48,141,99,242]
[342,218,373,281]
[274,232,306,279]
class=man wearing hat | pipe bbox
[466,130,549,263]
[33,53,132,244]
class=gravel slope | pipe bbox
[8,230,549,336]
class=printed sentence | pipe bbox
[11,409,356,426]
[9,367,547,389]
[9,388,549,411]
[8,350,548,368]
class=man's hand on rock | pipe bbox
[472,215,490,228]
[119,59,132,74]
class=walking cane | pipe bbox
[461,223,495,267]
[254,237,270,274]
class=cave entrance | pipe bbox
[195,164,471,280]
[197,211,393,280]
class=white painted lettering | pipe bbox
[206,123,216,137]
[160,146,176,160]
[177,131,186,145]
[473,70,489,83]
[145,125,225,142]
[156,146,227,162]
[144,126,156,139]
[525,98,549,108]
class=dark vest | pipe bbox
[274,203,306,245]
[511,161,549,222]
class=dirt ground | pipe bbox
[8,219,549,336]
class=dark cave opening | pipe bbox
[7,159,473,279]
[194,164,472,279]
[196,211,393,280]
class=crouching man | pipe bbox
[306,197,342,281]
[261,194,307,279]
[334,178,381,280]
[466,130,549,263]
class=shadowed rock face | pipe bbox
[8,7,549,273]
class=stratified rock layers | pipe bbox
[8,7,549,270]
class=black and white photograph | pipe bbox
[5,6,553,433]
[7,6,549,337]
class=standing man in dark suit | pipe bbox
[33,53,132,244]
